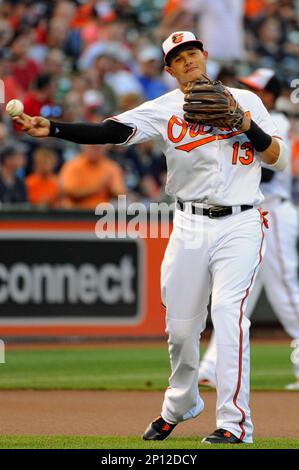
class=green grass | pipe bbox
[0,436,298,449]
[250,343,295,389]
[0,343,295,391]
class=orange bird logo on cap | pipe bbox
[172,33,184,44]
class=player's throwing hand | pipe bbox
[13,114,50,138]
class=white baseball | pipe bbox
[6,99,24,118]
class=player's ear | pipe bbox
[203,50,208,61]
[165,65,175,77]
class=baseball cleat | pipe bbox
[202,428,243,444]
[142,415,177,440]
[285,381,299,390]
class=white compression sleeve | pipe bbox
[269,139,288,172]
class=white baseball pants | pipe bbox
[160,206,266,443]
[199,200,299,383]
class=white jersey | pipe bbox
[261,111,292,201]
[114,87,279,206]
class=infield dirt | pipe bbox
[0,390,298,438]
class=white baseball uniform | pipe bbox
[114,87,280,443]
[198,111,299,386]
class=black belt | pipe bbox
[177,200,253,219]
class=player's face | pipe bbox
[165,47,208,88]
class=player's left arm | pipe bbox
[257,134,284,170]
[239,94,288,171]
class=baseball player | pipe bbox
[198,69,299,391]
[13,32,288,444]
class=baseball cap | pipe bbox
[162,31,204,65]
[138,46,162,63]
[238,68,282,99]
[238,68,275,91]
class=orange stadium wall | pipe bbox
[0,212,170,339]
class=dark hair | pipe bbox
[216,66,237,82]
[265,75,282,99]
[34,74,53,91]
[8,27,31,47]
[166,42,204,66]
[0,146,19,165]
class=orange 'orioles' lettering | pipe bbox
[189,123,212,138]
[167,115,188,143]
[167,112,251,153]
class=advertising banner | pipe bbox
[0,216,168,338]
[0,232,143,324]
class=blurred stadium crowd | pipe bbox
[0,0,299,210]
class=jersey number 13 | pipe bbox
[232,141,254,166]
